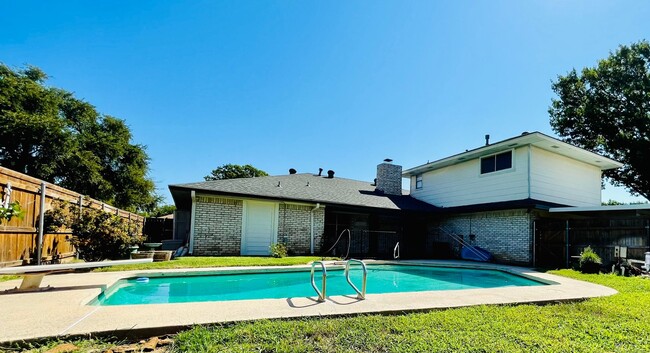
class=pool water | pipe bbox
[93,265,544,306]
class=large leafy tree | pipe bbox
[150,204,176,217]
[549,40,650,200]
[204,164,268,181]
[0,64,158,212]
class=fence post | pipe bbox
[36,182,46,266]
[532,220,536,267]
[565,220,570,268]
[647,219,649,252]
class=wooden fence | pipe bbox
[0,166,145,266]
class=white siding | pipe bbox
[529,146,602,206]
[410,147,529,207]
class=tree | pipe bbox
[549,40,650,200]
[0,64,159,212]
[204,164,268,181]
[150,204,176,217]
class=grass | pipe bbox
[92,256,334,272]
[11,270,650,352]
[0,275,19,282]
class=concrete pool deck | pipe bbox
[0,260,617,343]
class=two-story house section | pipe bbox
[403,132,622,208]
[402,132,622,265]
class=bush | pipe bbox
[579,246,602,274]
[270,243,288,258]
[45,201,144,261]
[0,201,23,222]
[43,199,74,232]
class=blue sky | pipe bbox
[1,1,648,204]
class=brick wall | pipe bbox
[193,195,243,256]
[277,204,325,255]
[192,196,324,256]
[436,209,534,265]
[376,162,403,196]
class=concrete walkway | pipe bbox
[0,260,617,343]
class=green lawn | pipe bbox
[92,256,334,272]
[13,270,650,352]
[0,275,19,282]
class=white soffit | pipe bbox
[550,204,650,213]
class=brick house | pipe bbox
[169,132,622,265]
[169,164,436,257]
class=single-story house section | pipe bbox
[169,131,626,265]
[169,163,437,257]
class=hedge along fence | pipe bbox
[0,166,145,266]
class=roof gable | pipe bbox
[403,131,622,177]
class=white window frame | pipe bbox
[480,150,514,175]
[415,174,423,189]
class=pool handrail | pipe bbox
[439,226,491,262]
[393,242,400,259]
[310,261,327,302]
[344,259,367,300]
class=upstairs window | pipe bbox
[415,175,423,189]
[480,151,512,174]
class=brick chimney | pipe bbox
[375,159,402,196]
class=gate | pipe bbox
[534,220,566,269]
[143,218,174,243]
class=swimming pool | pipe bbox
[93,264,545,306]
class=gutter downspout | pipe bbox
[189,191,196,254]
[310,203,320,255]
[527,145,532,199]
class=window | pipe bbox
[415,175,423,189]
[480,151,512,174]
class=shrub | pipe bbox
[0,201,23,222]
[270,243,288,258]
[45,201,144,261]
[579,246,602,274]
[43,199,75,232]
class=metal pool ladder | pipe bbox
[344,259,367,300]
[310,261,327,302]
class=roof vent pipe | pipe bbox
[318,168,323,176]
[485,134,490,146]
[327,170,335,178]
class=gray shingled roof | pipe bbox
[169,173,437,211]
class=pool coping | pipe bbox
[0,260,617,343]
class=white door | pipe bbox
[241,201,277,255]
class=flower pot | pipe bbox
[581,262,601,274]
[153,250,172,262]
[131,251,154,260]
